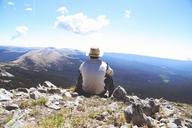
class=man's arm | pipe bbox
[75,71,83,93]
[105,63,114,97]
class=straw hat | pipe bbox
[89,48,100,57]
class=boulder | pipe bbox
[47,88,61,94]
[29,91,43,100]
[124,103,153,127]
[112,86,127,101]
[43,81,57,88]
[71,92,79,97]
[45,94,63,110]
[174,118,182,126]
[185,120,192,128]
[17,88,28,93]
[37,88,47,93]
[5,104,19,111]
[0,88,13,101]
[45,102,61,110]
[142,98,160,116]
[29,87,36,93]
[167,122,178,128]
[4,119,25,128]
[63,92,72,97]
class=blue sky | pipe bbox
[0,0,192,60]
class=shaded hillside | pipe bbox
[0,46,31,62]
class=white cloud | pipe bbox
[56,6,68,14]
[55,12,109,34]
[25,7,33,11]
[12,26,29,39]
[7,1,14,6]
[124,10,131,18]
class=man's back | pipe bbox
[79,59,108,94]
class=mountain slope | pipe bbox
[0,84,192,128]
[0,46,192,103]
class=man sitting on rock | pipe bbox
[75,48,114,97]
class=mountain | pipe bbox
[13,47,82,71]
[0,46,31,62]
[0,45,192,103]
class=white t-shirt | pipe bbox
[79,59,113,94]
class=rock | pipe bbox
[45,94,63,110]
[46,102,61,110]
[185,120,192,128]
[160,118,169,123]
[37,88,47,93]
[64,101,79,108]
[17,88,28,93]
[4,119,25,128]
[63,92,72,97]
[15,92,29,98]
[30,91,43,100]
[5,104,19,111]
[71,92,79,97]
[142,98,160,116]
[124,103,149,127]
[145,116,155,128]
[0,88,13,101]
[161,106,175,117]
[74,96,83,104]
[174,118,182,126]
[185,123,192,128]
[120,124,132,128]
[112,86,127,101]
[29,87,36,93]
[167,122,178,128]
[47,88,61,94]
[48,94,63,101]
[124,105,133,123]
[129,96,141,103]
[108,102,119,111]
[43,81,57,88]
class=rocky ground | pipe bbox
[0,81,192,128]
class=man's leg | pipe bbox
[104,75,115,97]
[75,72,83,94]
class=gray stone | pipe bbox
[142,98,160,116]
[124,103,150,127]
[47,88,61,94]
[29,87,36,93]
[108,102,119,111]
[120,124,132,128]
[4,119,25,128]
[17,88,28,93]
[167,122,178,128]
[45,102,61,110]
[174,118,182,126]
[5,104,19,111]
[112,86,127,101]
[185,120,192,128]
[0,88,13,101]
[43,81,57,88]
[29,91,42,99]
[37,88,47,93]
[71,92,79,97]
[48,94,63,101]
[63,92,72,97]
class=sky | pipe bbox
[0,0,192,60]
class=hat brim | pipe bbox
[89,54,100,57]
